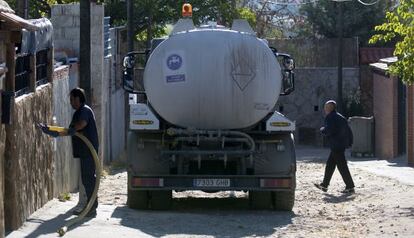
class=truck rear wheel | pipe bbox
[127,189,149,209]
[249,191,273,209]
[150,190,172,210]
[272,190,295,211]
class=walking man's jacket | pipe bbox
[321,110,353,151]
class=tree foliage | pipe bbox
[299,0,388,44]
[369,1,414,84]
[106,0,254,47]
[6,0,79,18]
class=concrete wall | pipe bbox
[372,70,398,159]
[266,39,360,145]
[0,39,6,238]
[276,67,359,145]
[4,85,54,230]
[107,27,127,162]
[0,123,5,238]
[90,4,106,162]
[52,66,80,196]
[51,4,80,57]
[52,3,110,162]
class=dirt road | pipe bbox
[7,147,414,238]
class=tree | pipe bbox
[239,0,300,38]
[369,1,414,84]
[107,0,254,48]
[6,0,80,18]
[299,0,388,44]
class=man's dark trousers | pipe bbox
[80,155,98,209]
[322,149,355,189]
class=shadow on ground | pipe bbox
[111,197,295,237]
[322,193,356,204]
[21,207,94,238]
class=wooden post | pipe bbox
[5,42,16,92]
[47,47,54,83]
[80,0,92,103]
[29,54,36,92]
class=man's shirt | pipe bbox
[70,104,99,158]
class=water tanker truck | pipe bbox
[122,7,296,210]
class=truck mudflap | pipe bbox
[129,175,295,191]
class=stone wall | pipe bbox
[52,66,80,196]
[276,67,359,145]
[4,85,54,230]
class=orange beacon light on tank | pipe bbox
[182,3,192,17]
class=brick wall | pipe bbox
[372,69,399,159]
[407,85,414,165]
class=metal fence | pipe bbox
[104,17,111,57]
[15,53,31,97]
[36,49,48,87]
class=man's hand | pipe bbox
[37,123,59,137]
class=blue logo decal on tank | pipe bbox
[166,54,182,70]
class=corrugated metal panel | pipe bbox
[104,16,111,57]
[360,47,394,65]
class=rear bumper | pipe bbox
[129,175,296,191]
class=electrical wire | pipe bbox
[356,0,380,6]
[256,0,380,6]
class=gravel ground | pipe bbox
[7,148,414,238]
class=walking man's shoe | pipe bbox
[341,187,355,194]
[314,183,328,192]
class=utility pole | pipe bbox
[337,1,343,112]
[16,0,28,19]
[127,0,134,52]
[80,0,92,104]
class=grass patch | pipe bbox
[58,193,71,202]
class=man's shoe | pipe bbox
[314,183,328,192]
[341,188,355,194]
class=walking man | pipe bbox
[314,100,355,194]
[41,87,99,216]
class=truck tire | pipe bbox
[272,190,295,211]
[249,191,273,209]
[127,189,149,209]
[150,190,172,210]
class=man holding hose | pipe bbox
[40,87,99,217]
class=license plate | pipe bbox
[193,179,230,188]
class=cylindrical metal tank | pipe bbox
[144,29,282,129]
